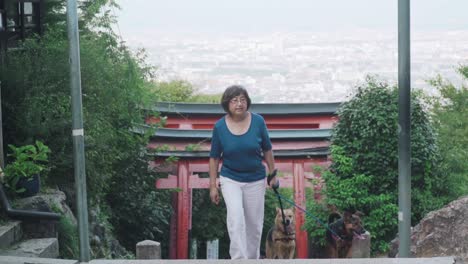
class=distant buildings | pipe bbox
[133,30,468,103]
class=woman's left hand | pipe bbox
[267,169,279,189]
[268,176,278,189]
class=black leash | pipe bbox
[267,170,342,240]
[267,169,291,235]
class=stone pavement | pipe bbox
[0,256,77,264]
[0,256,457,264]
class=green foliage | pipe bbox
[88,204,133,259]
[191,189,227,242]
[188,172,229,259]
[152,80,195,102]
[306,77,448,255]
[42,1,116,33]
[107,151,172,258]
[429,66,468,198]
[49,203,79,259]
[3,141,51,193]
[151,80,222,103]
[2,21,156,200]
[189,93,222,103]
[185,143,202,151]
[304,186,330,251]
[58,214,80,259]
[0,1,172,258]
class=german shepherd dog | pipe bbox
[265,208,296,259]
[325,210,366,258]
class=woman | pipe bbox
[209,85,277,259]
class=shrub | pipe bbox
[429,67,468,198]
[3,141,51,194]
[305,77,448,255]
[107,152,172,258]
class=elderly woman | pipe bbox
[209,85,277,259]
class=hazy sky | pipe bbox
[115,0,468,36]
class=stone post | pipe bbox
[136,240,161,259]
[206,239,219,259]
[351,231,371,258]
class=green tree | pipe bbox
[152,80,194,102]
[189,93,222,103]
[107,151,172,258]
[2,27,155,201]
[429,66,468,198]
[190,188,229,259]
[151,80,221,103]
[305,77,449,254]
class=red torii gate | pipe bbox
[144,102,339,259]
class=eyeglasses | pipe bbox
[230,97,247,105]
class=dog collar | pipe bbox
[275,232,296,242]
[332,234,353,241]
[274,237,295,242]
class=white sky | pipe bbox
[114,0,468,36]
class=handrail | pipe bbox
[0,183,60,221]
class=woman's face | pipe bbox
[228,94,248,116]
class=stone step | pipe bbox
[91,257,457,264]
[0,255,77,264]
[0,238,59,258]
[0,256,457,264]
[0,221,22,249]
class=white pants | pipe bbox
[220,176,266,259]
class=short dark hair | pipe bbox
[221,85,251,114]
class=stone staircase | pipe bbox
[0,220,59,258]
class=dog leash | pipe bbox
[267,171,343,240]
[267,169,291,236]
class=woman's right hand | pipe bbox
[210,186,220,205]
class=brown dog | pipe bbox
[325,210,366,258]
[265,208,296,259]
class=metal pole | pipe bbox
[66,0,90,262]
[0,81,4,168]
[398,0,411,258]
[0,4,5,167]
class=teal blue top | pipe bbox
[210,112,272,182]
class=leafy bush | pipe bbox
[151,80,222,103]
[429,66,468,198]
[57,214,79,259]
[190,188,228,259]
[49,202,79,259]
[4,141,51,193]
[304,77,449,255]
[107,152,172,258]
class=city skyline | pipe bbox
[112,1,468,103]
[133,29,467,103]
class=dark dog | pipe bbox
[265,208,296,259]
[325,210,366,258]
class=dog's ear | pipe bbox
[276,207,281,214]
